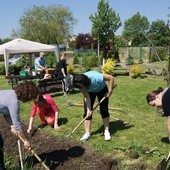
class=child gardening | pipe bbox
[27,93,59,134]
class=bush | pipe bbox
[129,65,145,78]
[81,55,98,72]
[67,64,75,74]
[45,54,57,68]
[73,54,80,65]
[102,58,115,75]
[151,48,168,62]
[0,65,5,75]
[8,65,23,75]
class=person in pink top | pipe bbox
[27,93,60,134]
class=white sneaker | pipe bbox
[80,133,91,142]
[104,130,111,141]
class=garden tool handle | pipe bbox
[67,96,108,138]
[67,84,117,138]
[166,151,170,161]
[18,135,50,170]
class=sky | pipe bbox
[0,0,169,39]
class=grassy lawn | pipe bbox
[0,71,169,169]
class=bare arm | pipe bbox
[80,89,92,117]
[61,68,66,78]
[103,74,114,97]
[167,116,170,141]
[27,116,34,134]
[54,111,60,129]
[11,126,31,149]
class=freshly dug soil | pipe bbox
[0,117,118,170]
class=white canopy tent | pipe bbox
[0,38,59,75]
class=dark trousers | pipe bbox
[83,86,109,120]
[0,134,5,170]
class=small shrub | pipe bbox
[45,54,57,68]
[67,64,75,74]
[0,65,5,75]
[151,48,168,62]
[129,65,145,78]
[81,54,98,72]
[73,54,80,65]
[102,58,116,75]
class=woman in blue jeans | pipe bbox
[72,71,114,142]
[0,81,40,169]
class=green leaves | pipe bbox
[13,4,77,45]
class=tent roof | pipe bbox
[0,38,58,76]
[0,38,57,54]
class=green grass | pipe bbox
[1,72,169,169]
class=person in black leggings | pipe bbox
[72,71,114,142]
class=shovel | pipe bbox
[157,151,170,170]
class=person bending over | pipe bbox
[72,70,114,142]
[0,81,40,170]
[146,86,170,140]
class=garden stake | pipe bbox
[67,102,122,111]
[18,136,50,170]
[67,84,117,138]
[17,139,23,170]
[66,102,84,107]
[157,151,170,170]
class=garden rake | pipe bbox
[157,151,170,170]
[67,84,117,138]
[67,96,107,138]
[17,139,23,170]
[18,135,50,170]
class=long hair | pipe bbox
[14,81,41,103]
[73,74,91,89]
[146,87,164,103]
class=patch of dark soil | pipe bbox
[0,117,118,170]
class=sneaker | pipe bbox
[80,133,91,142]
[104,130,111,141]
[38,123,47,129]
[64,92,68,96]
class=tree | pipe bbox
[75,33,97,49]
[166,8,170,86]
[148,20,170,47]
[122,12,150,46]
[0,38,12,45]
[12,4,77,45]
[89,0,122,59]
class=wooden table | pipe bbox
[5,74,40,88]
